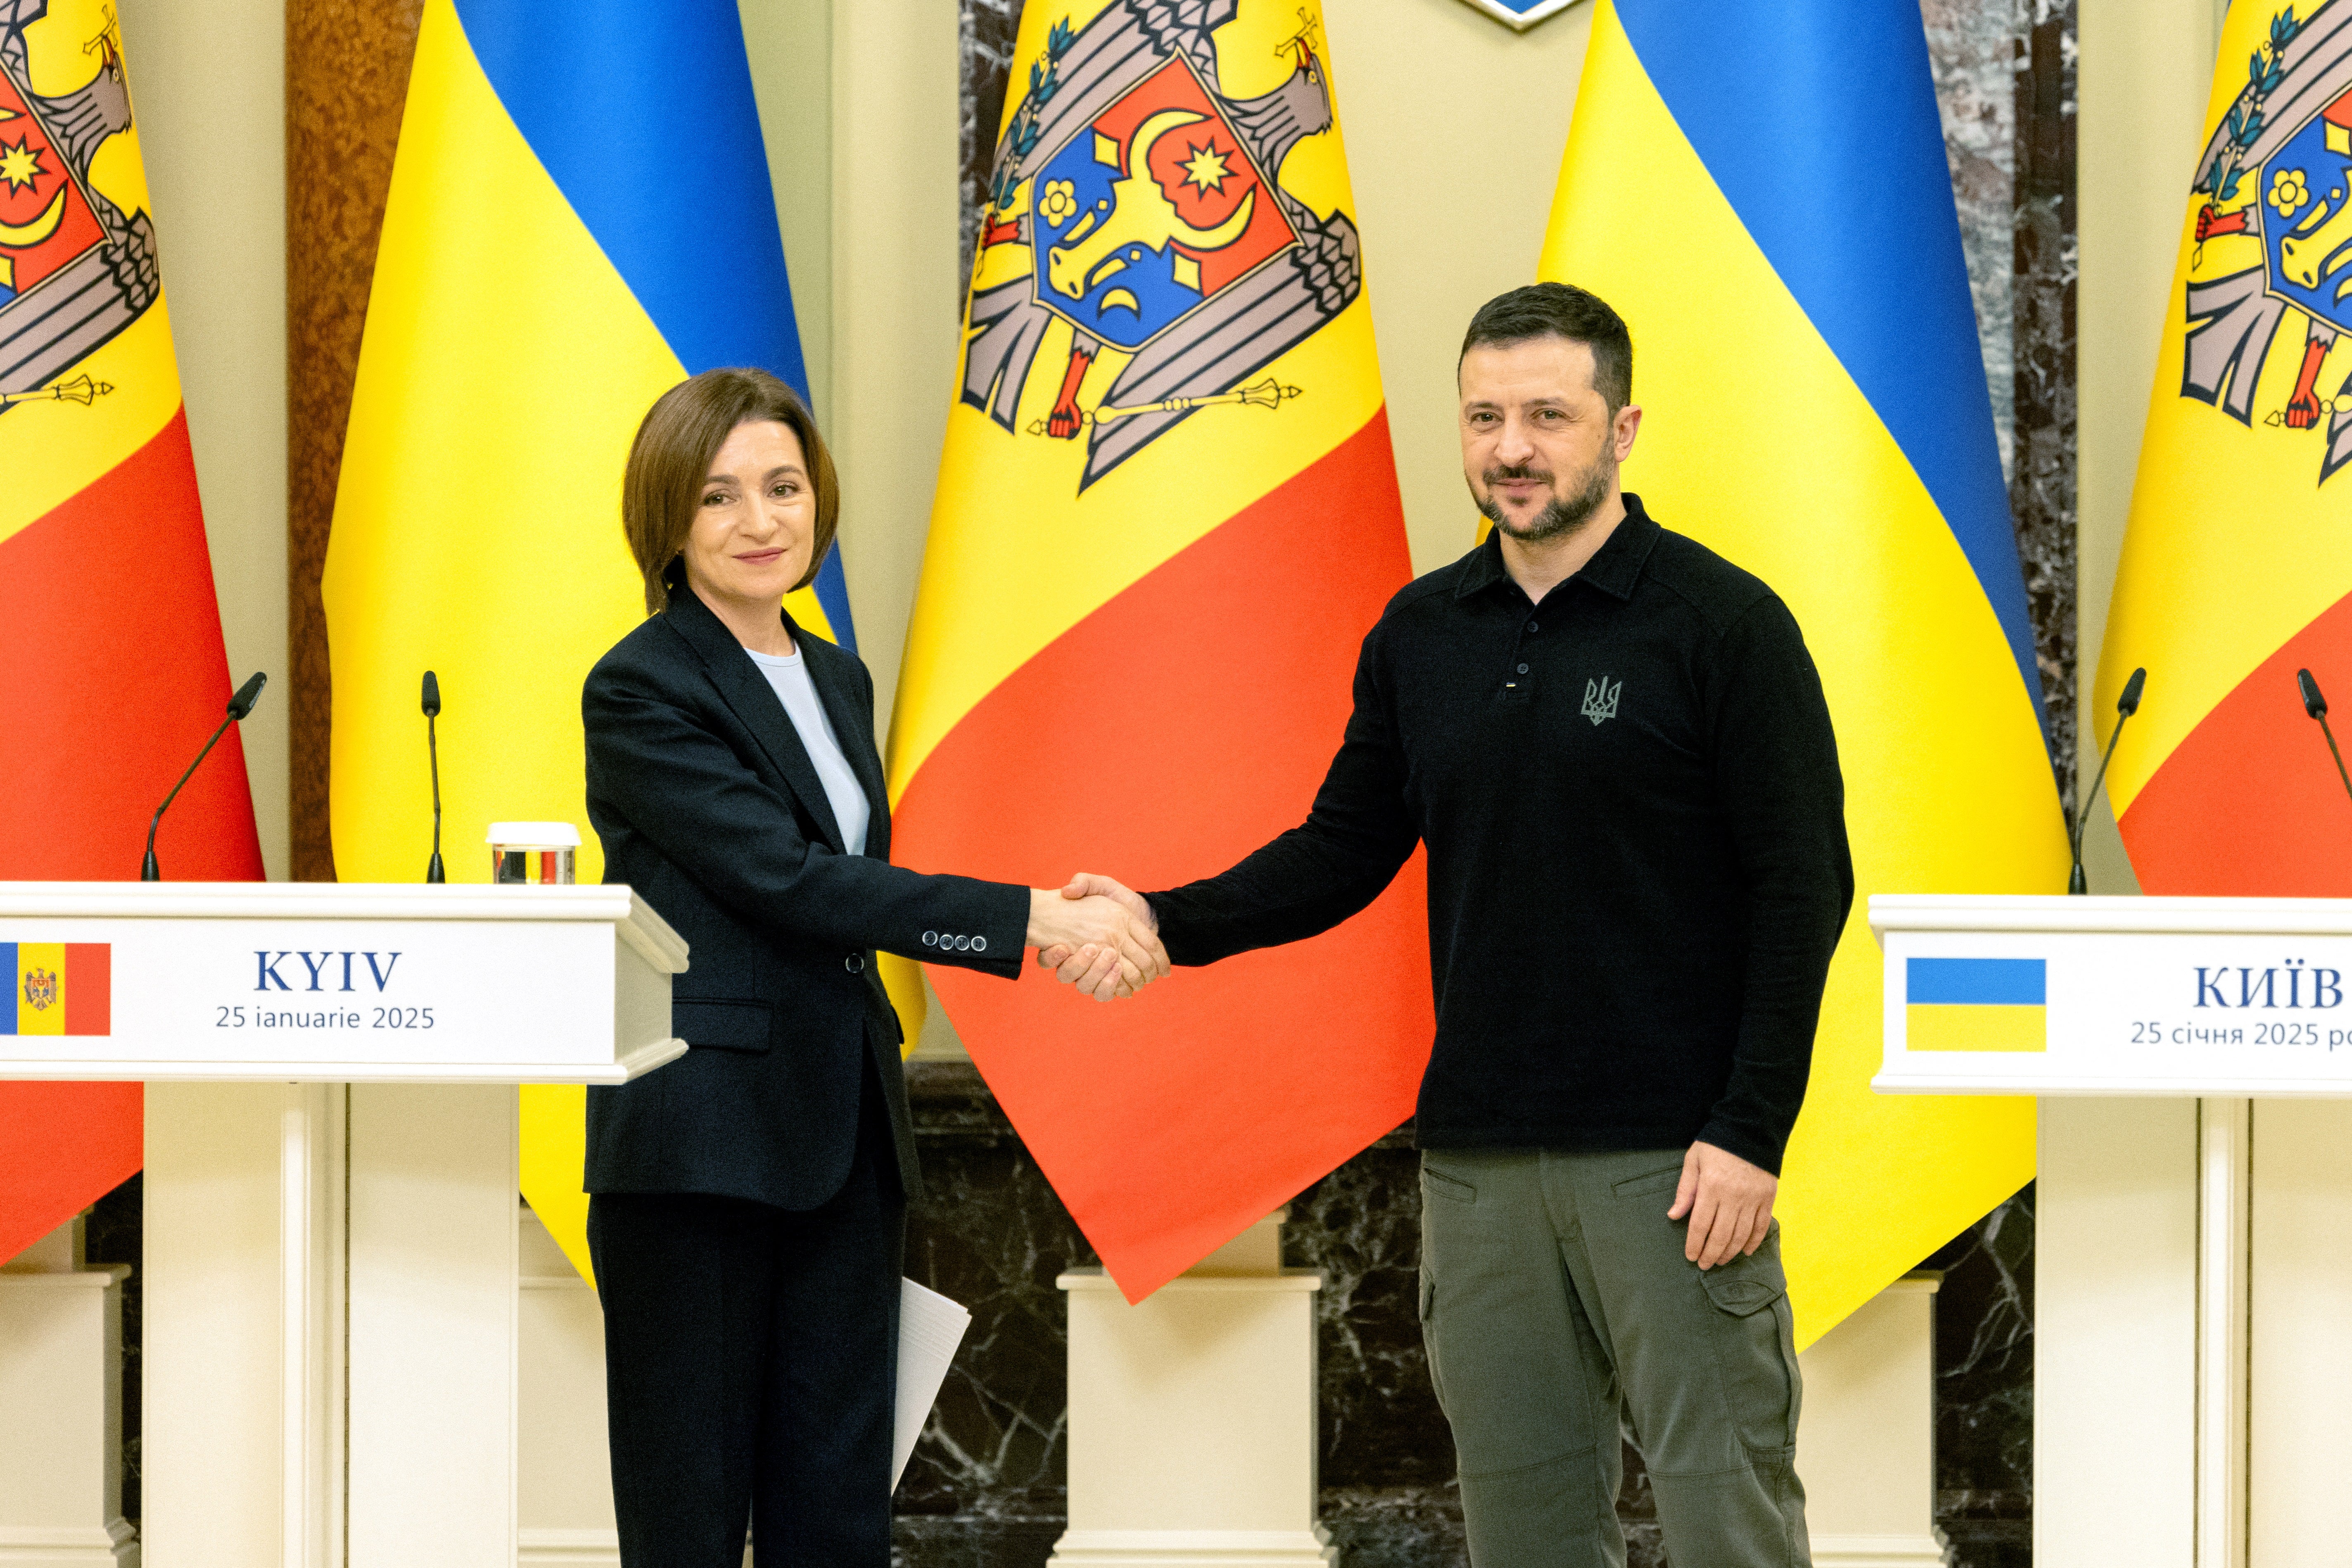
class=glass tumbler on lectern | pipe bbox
[487,821,579,885]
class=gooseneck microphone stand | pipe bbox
[422,671,446,883]
[2297,669,2352,809]
[2069,666,2146,895]
[143,671,267,882]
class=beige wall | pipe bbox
[821,0,962,728]
[2076,0,2221,894]
[1325,0,1592,575]
[116,0,289,881]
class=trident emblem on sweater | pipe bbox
[1581,677,1621,727]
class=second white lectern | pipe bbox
[1874,894,2352,1568]
[0,882,687,1568]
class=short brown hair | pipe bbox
[1460,283,1633,415]
[622,368,840,614]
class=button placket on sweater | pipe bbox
[1499,587,1544,702]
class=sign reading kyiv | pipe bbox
[0,917,617,1074]
[222,948,430,1033]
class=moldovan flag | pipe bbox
[322,0,842,1285]
[2098,1,2352,892]
[0,6,262,1264]
[887,1,1431,1300]
[1539,0,2066,1345]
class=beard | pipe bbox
[1474,451,1615,545]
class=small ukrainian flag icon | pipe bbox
[1905,957,2046,1053]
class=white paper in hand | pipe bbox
[893,1277,971,1489]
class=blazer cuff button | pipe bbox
[973,935,987,953]
[922,931,937,946]
[845,954,865,973]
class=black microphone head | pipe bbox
[422,670,442,719]
[2118,667,2146,717]
[226,671,267,721]
[2301,668,2328,719]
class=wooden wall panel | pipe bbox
[285,0,426,881]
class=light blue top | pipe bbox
[744,645,869,857]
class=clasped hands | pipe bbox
[1024,873,1165,1002]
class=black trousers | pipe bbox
[587,1087,905,1568]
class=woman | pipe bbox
[580,367,1163,1567]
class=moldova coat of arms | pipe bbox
[961,0,1360,491]
[0,0,153,413]
[2183,2,2352,484]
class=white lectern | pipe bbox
[0,883,686,1568]
[1874,894,2352,1568]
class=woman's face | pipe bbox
[681,419,815,610]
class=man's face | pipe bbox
[1458,337,1638,545]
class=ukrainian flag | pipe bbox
[1538,0,2069,1344]
[1905,958,2048,1054]
[321,0,839,1284]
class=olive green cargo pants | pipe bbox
[1418,1148,1810,1568]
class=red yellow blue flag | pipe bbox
[887,1,1431,1300]
[2098,1,2352,892]
[1538,0,2067,1343]
[0,944,112,1037]
[0,2,260,1264]
[321,0,835,1283]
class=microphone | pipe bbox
[422,671,445,884]
[2297,668,2352,810]
[142,671,267,882]
[2069,666,2146,895]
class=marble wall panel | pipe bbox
[83,1174,141,1530]
[895,1064,1092,1568]
[2013,0,2081,808]
[1924,0,2022,483]
[958,0,1023,294]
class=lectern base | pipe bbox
[1047,1528,1338,1568]
[1806,1535,1950,1567]
[144,1082,522,1567]
[0,1520,140,1567]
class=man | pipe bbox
[1047,283,1852,1566]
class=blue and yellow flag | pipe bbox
[1905,958,2048,1054]
[1539,0,2067,1344]
[321,0,840,1284]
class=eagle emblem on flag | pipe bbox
[21,966,55,1013]
[2182,2,2352,484]
[0,1,154,414]
[960,0,1360,491]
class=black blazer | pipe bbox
[581,587,1028,1211]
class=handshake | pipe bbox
[1023,873,1170,1002]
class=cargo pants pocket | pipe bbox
[1696,1221,1802,1457]
[1416,1160,1478,1415]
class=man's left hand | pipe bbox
[1667,1141,1777,1270]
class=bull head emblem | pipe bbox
[1046,109,1255,308]
[2282,187,2352,302]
